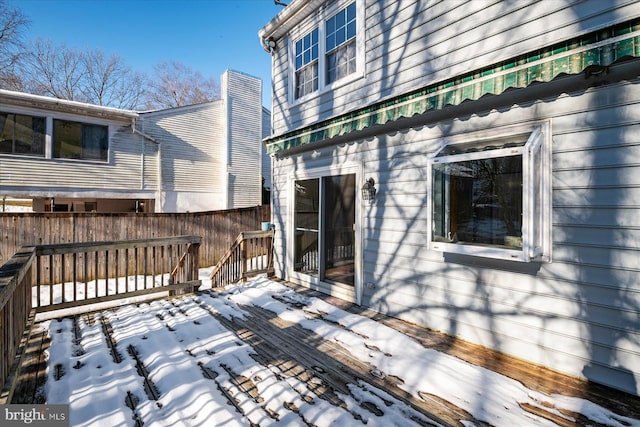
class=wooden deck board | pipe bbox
[10,282,640,426]
[11,321,48,404]
[281,282,640,421]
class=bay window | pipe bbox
[430,124,551,262]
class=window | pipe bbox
[290,1,360,101]
[429,125,551,262]
[295,28,319,99]
[53,119,109,161]
[0,112,46,157]
[326,2,357,84]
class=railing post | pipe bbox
[240,237,247,283]
[191,242,200,292]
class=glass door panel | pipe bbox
[294,179,319,276]
[323,174,356,286]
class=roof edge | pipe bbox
[0,89,138,120]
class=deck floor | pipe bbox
[10,279,640,427]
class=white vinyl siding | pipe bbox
[142,102,226,194]
[225,70,264,209]
[269,0,640,135]
[262,107,272,191]
[269,76,640,395]
[0,119,154,195]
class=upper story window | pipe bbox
[53,119,109,162]
[0,112,46,157]
[295,28,319,99]
[291,1,361,101]
[429,124,551,263]
[326,2,357,84]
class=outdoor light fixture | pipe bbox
[362,178,377,202]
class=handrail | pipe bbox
[209,230,274,288]
[0,248,36,398]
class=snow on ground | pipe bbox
[41,273,640,427]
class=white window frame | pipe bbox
[288,0,365,105]
[428,122,552,263]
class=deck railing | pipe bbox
[32,236,201,312]
[0,236,201,399]
[0,247,35,397]
[210,230,274,288]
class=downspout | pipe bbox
[131,118,161,212]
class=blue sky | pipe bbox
[9,0,283,108]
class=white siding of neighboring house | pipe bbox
[0,104,156,200]
[265,0,640,395]
[140,100,227,213]
[139,70,265,213]
[224,70,264,209]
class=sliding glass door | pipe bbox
[294,173,356,287]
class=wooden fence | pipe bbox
[0,205,270,271]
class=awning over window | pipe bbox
[266,19,640,155]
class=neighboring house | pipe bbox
[259,0,640,396]
[0,69,270,213]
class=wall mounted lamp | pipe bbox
[362,178,377,202]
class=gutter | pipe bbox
[0,89,138,120]
[258,0,325,53]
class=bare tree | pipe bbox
[0,0,29,89]
[21,38,84,100]
[145,61,220,109]
[81,49,147,109]
[19,39,147,109]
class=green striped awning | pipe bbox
[266,19,640,154]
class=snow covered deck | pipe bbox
[11,277,640,427]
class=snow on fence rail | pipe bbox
[0,235,201,400]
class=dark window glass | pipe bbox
[432,155,523,249]
[53,119,108,161]
[294,178,320,276]
[294,28,319,99]
[0,112,45,157]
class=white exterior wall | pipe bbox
[265,0,640,395]
[140,101,228,212]
[269,0,640,135]
[223,70,265,209]
[141,70,266,213]
[262,107,272,191]
[0,103,157,201]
